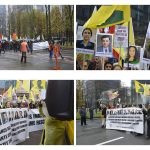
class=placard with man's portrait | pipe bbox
[95,33,113,57]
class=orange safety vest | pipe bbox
[21,42,28,52]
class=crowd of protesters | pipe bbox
[79,102,150,139]
[0,99,39,110]
[76,58,141,70]
[0,39,64,66]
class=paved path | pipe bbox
[76,119,150,145]
[0,50,74,70]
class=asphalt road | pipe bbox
[18,130,42,145]
[0,49,74,70]
[76,119,150,145]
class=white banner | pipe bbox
[76,48,94,55]
[106,107,144,134]
[28,109,44,132]
[0,108,44,145]
[0,108,29,145]
[33,41,49,51]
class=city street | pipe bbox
[18,130,42,145]
[76,119,150,145]
[0,49,74,70]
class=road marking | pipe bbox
[85,127,100,130]
[97,137,124,145]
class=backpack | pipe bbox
[45,80,74,120]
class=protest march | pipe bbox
[76,80,150,145]
[0,80,74,145]
[76,5,150,70]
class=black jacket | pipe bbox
[45,80,74,120]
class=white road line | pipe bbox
[97,137,124,145]
[85,127,100,130]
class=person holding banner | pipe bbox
[101,104,107,128]
[76,28,94,49]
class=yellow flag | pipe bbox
[18,96,21,102]
[144,84,149,96]
[66,120,74,145]
[7,85,12,99]
[23,94,26,101]
[16,80,21,89]
[123,17,135,46]
[134,81,144,94]
[12,87,15,95]
[23,80,30,92]
[29,91,35,102]
[31,80,39,94]
[41,80,46,89]
[84,5,130,29]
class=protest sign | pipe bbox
[95,33,113,57]
[114,25,128,48]
[106,107,144,134]
[124,46,141,69]
[76,26,96,69]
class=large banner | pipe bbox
[106,107,144,134]
[0,108,44,145]
[28,109,44,132]
[33,41,49,51]
[0,108,29,145]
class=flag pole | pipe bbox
[127,20,130,69]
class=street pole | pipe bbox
[48,5,51,40]
[137,93,138,106]
[127,20,130,69]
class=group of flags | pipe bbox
[83,5,134,67]
[2,80,47,103]
[134,80,150,96]
[107,90,119,100]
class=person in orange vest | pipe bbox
[20,40,29,63]
[58,42,64,60]
[53,42,60,69]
